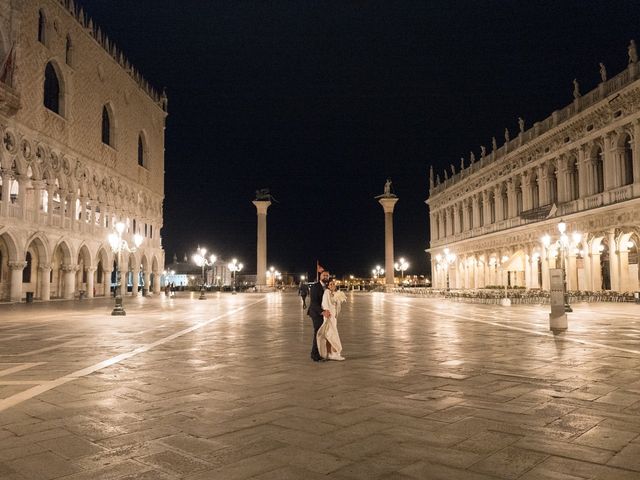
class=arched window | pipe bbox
[501,189,508,219]
[489,194,495,224]
[550,167,558,204]
[44,63,61,114]
[516,185,523,214]
[138,134,145,167]
[569,158,579,201]
[595,147,604,193]
[623,135,634,186]
[38,10,46,44]
[65,35,73,66]
[531,174,540,209]
[102,105,112,146]
[22,252,32,283]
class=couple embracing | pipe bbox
[307,270,347,362]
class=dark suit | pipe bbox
[307,281,326,360]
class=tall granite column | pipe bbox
[378,196,398,290]
[253,200,271,291]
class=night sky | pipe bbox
[77,0,640,278]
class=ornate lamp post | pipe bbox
[192,247,216,300]
[542,219,581,313]
[435,248,455,291]
[394,257,409,283]
[372,265,384,284]
[108,222,143,316]
[228,258,243,294]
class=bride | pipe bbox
[317,279,347,361]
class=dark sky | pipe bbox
[77,0,640,278]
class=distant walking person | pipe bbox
[307,270,330,361]
[298,281,309,308]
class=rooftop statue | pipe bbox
[629,40,638,64]
[599,62,607,82]
[491,137,497,152]
[504,127,510,143]
[573,78,581,99]
[518,116,525,133]
[460,157,465,170]
[470,151,476,164]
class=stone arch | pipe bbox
[95,245,110,297]
[51,239,73,299]
[24,234,49,300]
[76,243,92,294]
[0,229,19,301]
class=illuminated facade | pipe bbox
[427,47,640,292]
[0,0,167,301]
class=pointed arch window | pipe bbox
[138,134,146,167]
[38,10,46,44]
[65,35,73,66]
[102,105,112,146]
[44,62,60,114]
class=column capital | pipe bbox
[252,200,271,215]
[8,261,26,270]
[38,263,52,271]
[61,264,79,272]
[378,197,398,214]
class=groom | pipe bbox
[307,270,331,362]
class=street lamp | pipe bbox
[108,221,143,316]
[372,265,384,283]
[542,219,581,313]
[228,258,243,294]
[192,247,216,300]
[394,257,409,282]
[435,248,456,291]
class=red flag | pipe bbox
[317,261,325,273]
[0,43,15,86]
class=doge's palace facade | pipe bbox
[427,44,640,293]
[0,0,167,302]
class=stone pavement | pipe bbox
[0,291,639,479]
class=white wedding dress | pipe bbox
[317,289,345,360]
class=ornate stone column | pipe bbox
[103,268,112,297]
[153,270,162,294]
[143,270,151,295]
[378,196,399,289]
[253,200,271,291]
[0,169,10,216]
[608,231,619,291]
[9,261,26,302]
[521,172,533,211]
[494,185,504,222]
[537,165,550,206]
[556,155,569,203]
[541,246,550,290]
[471,194,480,229]
[453,205,460,234]
[17,176,28,220]
[590,251,602,291]
[578,147,591,197]
[62,264,77,299]
[566,252,578,291]
[131,265,140,296]
[86,267,95,298]
[38,263,51,301]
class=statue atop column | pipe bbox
[429,166,434,189]
[255,188,277,202]
[376,178,397,198]
[599,62,607,82]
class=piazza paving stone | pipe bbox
[0,292,639,478]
